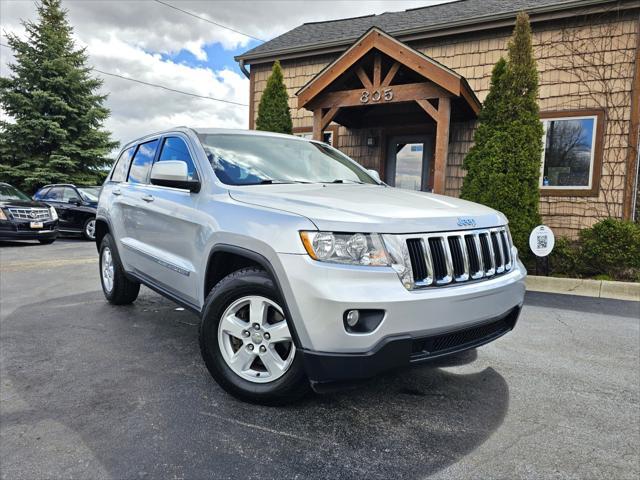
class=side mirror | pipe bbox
[68,197,82,205]
[150,160,200,192]
[367,169,381,183]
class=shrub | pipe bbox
[549,236,580,277]
[255,60,293,134]
[579,219,640,281]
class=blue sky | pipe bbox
[159,40,262,75]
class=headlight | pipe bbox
[299,231,390,266]
[49,206,58,220]
[0,209,7,221]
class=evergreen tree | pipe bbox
[0,0,118,192]
[255,60,292,134]
[461,12,543,256]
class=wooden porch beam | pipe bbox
[381,62,400,88]
[373,53,382,88]
[308,81,450,110]
[433,97,451,195]
[312,109,323,141]
[356,67,373,90]
[415,99,439,123]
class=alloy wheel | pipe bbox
[86,219,96,240]
[217,295,295,383]
[101,247,114,293]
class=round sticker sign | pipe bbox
[529,225,555,257]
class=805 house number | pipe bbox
[360,88,394,103]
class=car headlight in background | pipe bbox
[49,206,58,221]
[300,231,390,266]
[0,209,7,221]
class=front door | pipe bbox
[386,135,433,191]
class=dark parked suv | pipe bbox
[0,182,58,244]
[34,184,100,240]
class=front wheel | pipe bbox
[99,233,140,305]
[199,267,308,405]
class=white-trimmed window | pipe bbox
[294,130,334,145]
[539,110,603,195]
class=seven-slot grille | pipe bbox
[8,207,50,221]
[406,227,512,289]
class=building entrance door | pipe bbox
[386,135,434,191]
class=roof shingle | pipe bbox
[237,0,597,61]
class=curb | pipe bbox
[526,275,640,302]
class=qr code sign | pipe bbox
[536,235,548,250]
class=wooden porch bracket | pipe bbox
[356,67,373,90]
[415,99,439,123]
[313,106,341,140]
[381,62,400,87]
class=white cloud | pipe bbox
[1,0,448,154]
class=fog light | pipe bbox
[346,310,360,327]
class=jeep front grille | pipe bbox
[8,207,51,221]
[405,227,513,289]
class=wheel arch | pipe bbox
[204,244,303,348]
[94,217,110,251]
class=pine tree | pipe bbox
[0,0,118,192]
[461,12,543,257]
[255,60,292,134]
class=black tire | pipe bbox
[199,267,309,405]
[83,217,96,241]
[99,233,140,305]
[38,238,56,245]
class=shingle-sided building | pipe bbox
[236,0,640,237]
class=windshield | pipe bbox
[197,134,378,186]
[0,184,31,202]
[78,187,100,202]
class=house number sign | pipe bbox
[360,88,393,103]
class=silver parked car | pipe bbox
[96,127,526,404]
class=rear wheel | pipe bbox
[99,233,140,305]
[83,218,96,241]
[199,267,308,405]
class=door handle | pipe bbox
[112,189,122,196]
[141,194,154,203]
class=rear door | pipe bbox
[114,139,160,275]
[104,145,137,269]
[127,134,203,306]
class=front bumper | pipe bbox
[279,253,526,352]
[0,220,58,241]
[302,306,520,388]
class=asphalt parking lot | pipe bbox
[1,239,639,480]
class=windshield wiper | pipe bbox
[328,179,365,184]
[243,179,312,185]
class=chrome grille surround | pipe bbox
[385,226,514,290]
[8,207,51,221]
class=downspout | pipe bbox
[238,59,250,79]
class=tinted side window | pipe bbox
[111,146,136,182]
[43,187,64,201]
[157,137,198,181]
[62,187,79,202]
[128,140,159,184]
[34,187,50,199]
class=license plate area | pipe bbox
[30,221,43,229]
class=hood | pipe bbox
[0,199,50,209]
[228,184,506,233]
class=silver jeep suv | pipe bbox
[96,127,526,404]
